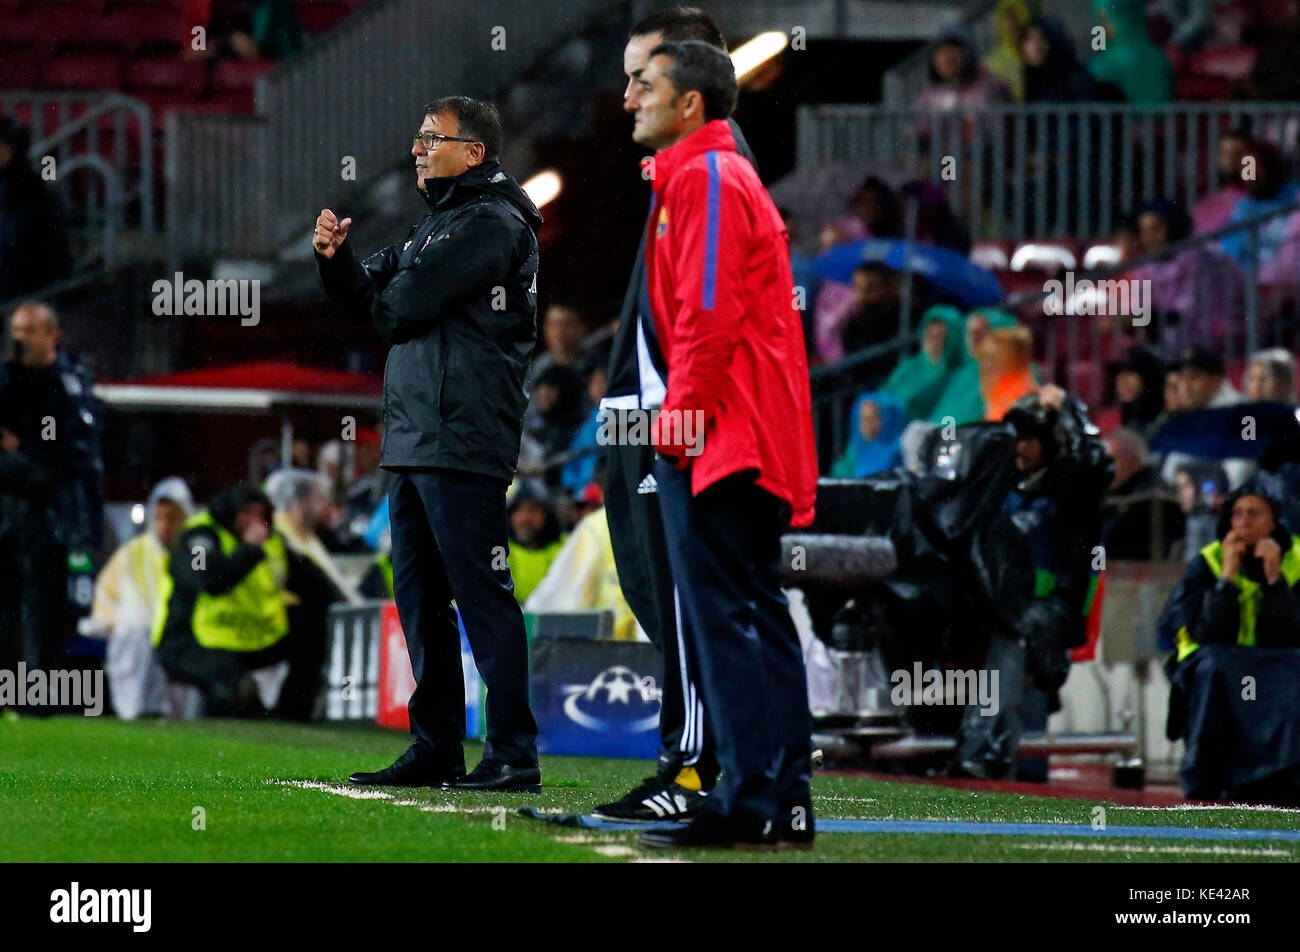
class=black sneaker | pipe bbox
[593,776,709,823]
[348,744,465,787]
[639,812,777,851]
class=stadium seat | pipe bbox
[211,59,274,92]
[204,90,257,114]
[43,55,124,91]
[1176,74,1232,101]
[969,240,1012,271]
[0,58,39,89]
[1010,241,1078,273]
[125,57,209,97]
[294,0,353,35]
[1189,45,1257,80]
[92,9,186,54]
[1083,243,1123,270]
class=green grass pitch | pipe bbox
[3,715,1298,862]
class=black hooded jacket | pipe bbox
[316,158,543,482]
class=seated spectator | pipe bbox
[506,484,566,604]
[524,363,590,469]
[152,483,330,719]
[0,119,71,302]
[528,301,589,389]
[1245,348,1299,404]
[1108,345,1168,443]
[87,478,194,720]
[265,468,359,604]
[1088,0,1174,103]
[883,305,967,421]
[981,324,1039,421]
[915,32,1012,113]
[1174,462,1225,563]
[1221,140,1300,270]
[1160,348,1254,490]
[983,0,1038,103]
[1020,15,1098,102]
[560,361,607,498]
[901,180,971,254]
[1158,473,1300,801]
[822,262,905,367]
[830,392,905,478]
[849,176,905,240]
[1132,199,1245,354]
[1101,428,1185,559]
[1235,0,1300,101]
[1192,127,1250,236]
[183,0,303,60]
[929,308,1017,425]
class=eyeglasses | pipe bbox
[412,131,480,149]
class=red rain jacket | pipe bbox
[645,119,818,527]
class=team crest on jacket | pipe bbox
[656,207,668,237]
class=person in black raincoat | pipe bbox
[1157,472,1300,801]
[0,302,103,674]
[315,96,543,792]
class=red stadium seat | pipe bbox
[203,89,256,114]
[1189,45,1257,80]
[0,58,39,89]
[42,54,124,91]
[91,9,186,54]
[294,0,353,35]
[1176,74,1232,101]
[210,58,274,92]
[125,57,209,97]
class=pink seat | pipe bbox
[1189,45,1257,80]
[43,54,124,90]
[125,57,209,97]
[210,58,274,92]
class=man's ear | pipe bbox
[466,141,486,167]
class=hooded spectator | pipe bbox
[265,467,359,604]
[882,305,968,422]
[1088,0,1174,103]
[0,119,71,303]
[507,483,566,604]
[1221,140,1300,269]
[1021,16,1098,103]
[983,0,1040,102]
[1108,344,1167,442]
[830,392,905,478]
[930,308,1018,425]
[1238,0,1300,101]
[524,363,590,465]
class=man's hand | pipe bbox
[1256,537,1283,584]
[0,428,18,453]
[242,521,270,548]
[1221,529,1248,580]
[313,208,352,259]
[1038,383,1066,411]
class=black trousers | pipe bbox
[655,462,812,827]
[0,530,66,672]
[605,435,718,783]
[388,468,537,766]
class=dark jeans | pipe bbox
[655,462,812,829]
[388,468,537,767]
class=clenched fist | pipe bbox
[313,208,352,259]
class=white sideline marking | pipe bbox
[1116,803,1300,814]
[593,845,640,857]
[272,779,496,814]
[1015,842,1289,857]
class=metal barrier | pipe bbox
[798,102,1300,242]
[0,92,154,265]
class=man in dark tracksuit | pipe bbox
[315,96,544,792]
[593,5,751,824]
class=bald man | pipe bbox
[0,302,103,677]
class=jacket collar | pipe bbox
[418,157,503,212]
[649,119,736,195]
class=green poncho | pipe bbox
[1089,0,1173,103]
[882,305,968,423]
[928,307,1020,425]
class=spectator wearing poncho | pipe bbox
[1088,0,1173,103]
[830,392,904,478]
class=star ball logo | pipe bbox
[562,665,660,733]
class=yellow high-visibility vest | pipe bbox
[151,510,290,652]
[1174,535,1300,662]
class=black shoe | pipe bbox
[348,744,465,787]
[776,803,816,852]
[639,812,777,851]
[445,760,541,793]
[593,776,709,822]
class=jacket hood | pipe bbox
[1027,15,1081,74]
[206,482,274,535]
[844,391,905,478]
[917,304,967,369]
[1094,0,1155,45]
[649,119,738,195]
[993,0,1037,46]
[1214,471,1293,545]
[419,157,543,231]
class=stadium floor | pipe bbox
[4,716,1299,863]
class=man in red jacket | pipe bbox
[632,40,819,850]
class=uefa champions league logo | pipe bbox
[562,665,661,733]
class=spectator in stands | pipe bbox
[915,33,1012,112]
[1221,140,1300,269]
[1020,16,1098,103]
[524,363,590,477]
[848,176,904,240]
[1164,363,1188,415]
[882,305,968,422]
[1235,0,1300,100]
[825,262,905,369]
[1101,428,1185,559]
[0,119,71,304]
[1246,348,1299,404]
[153,482,329,719]
[1133,198,1245,354]
[1174,462,1224,563]
[1109,345,1168,443]
[560,360,607,498]
[1158,472,1300,802]
[1088,0,1174,103]
[830,392,905,478]
[1192,127,1250,236]
[528,301,589,388]
[337,427,388,550]
[87,477,194,720]
[1180,347,1243,410]
[981,324,1039,421]
[0,302,103,675]
[265,468,359,604]
[984,0,1039,103]
[929,309,1015,426]
[183,0,303,60]
[506,483,566,604]
[901,180,971,254]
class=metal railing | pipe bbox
[166,0,611,261]
[798,102,1300,242]
[0,92,155,267]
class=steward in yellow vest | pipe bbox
[153,483,320,718]
[1158,474,1300,663]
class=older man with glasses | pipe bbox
[314,96,545,792]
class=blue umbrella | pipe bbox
[812,239,1005,306]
